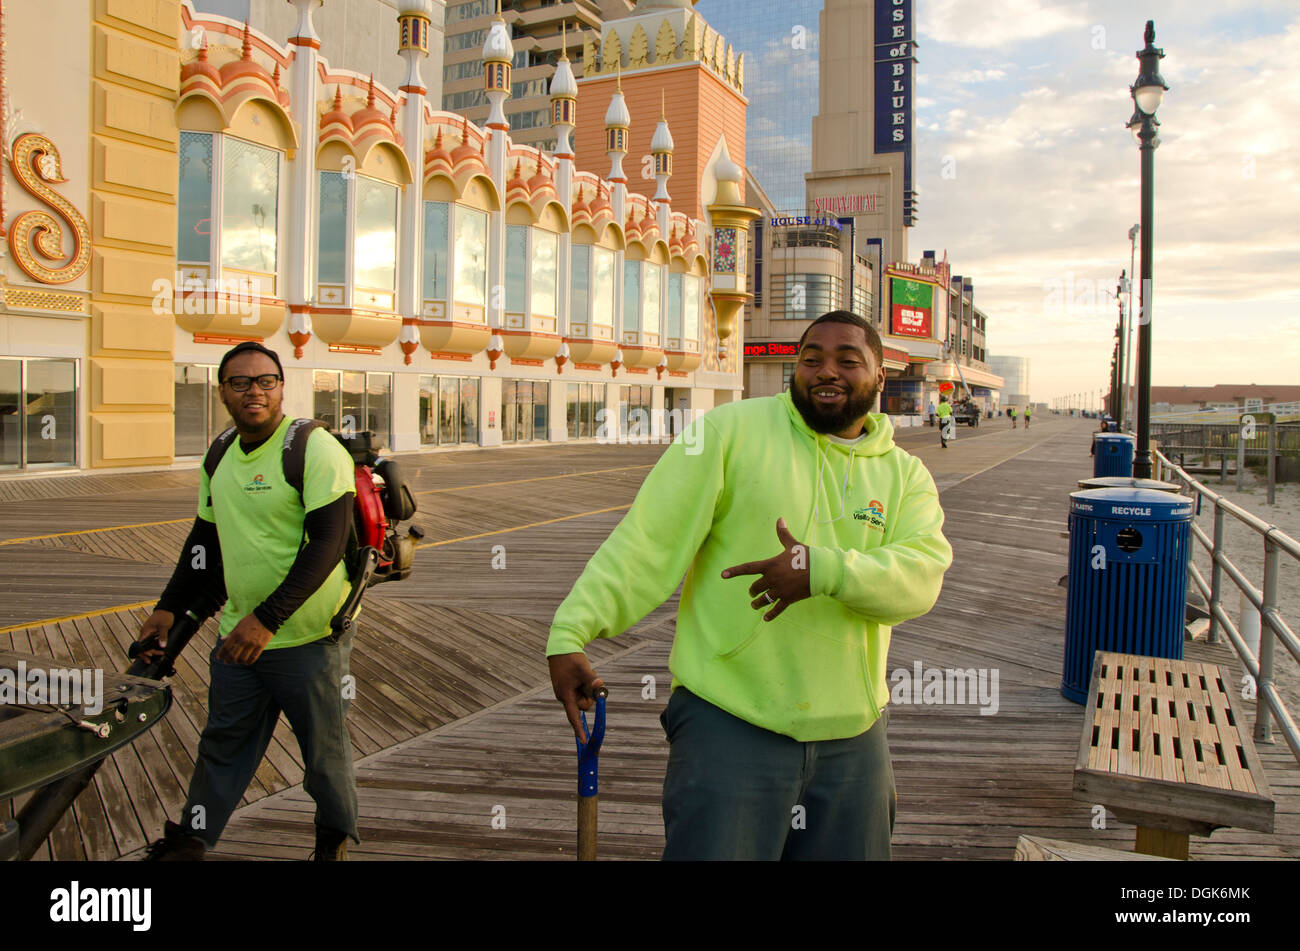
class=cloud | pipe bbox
[919,0,1088,48]
[910,8,1300,395]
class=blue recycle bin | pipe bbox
[1093,432,1136,477]
[1060,487,1194,704]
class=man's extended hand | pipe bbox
[216,614,275,665]
[721,518,812,621]
[135,609,175,661]
[548,652,605,743]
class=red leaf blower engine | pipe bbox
[330,428,423,634]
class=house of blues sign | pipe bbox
[873,0,918,226]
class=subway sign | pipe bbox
[744,341,800,358]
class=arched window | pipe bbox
[176,130,281,291]
[176,96,292,297]
[315,140,406,311]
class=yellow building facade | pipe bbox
[0,0,751,472]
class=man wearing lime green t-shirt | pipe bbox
[138,342,358,861]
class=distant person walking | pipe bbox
[1024,405,1032,429]
[936,395,953,449]
[927,400,936,428]
[1009,407,1018,429]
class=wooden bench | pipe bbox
[1072,651,1275,859]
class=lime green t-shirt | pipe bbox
[198,416,356,649]
[936,403,952,419]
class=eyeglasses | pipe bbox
[222,374,282,392]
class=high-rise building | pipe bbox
[441,0,634,152]
[988,355,1030,410]
[692,0,821,215]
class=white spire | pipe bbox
[605,85,630,128]
[483,16,513,64]
[714,137,742,183]
[551,23,578,97]
[651,95,674,152]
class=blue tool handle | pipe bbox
[575,689,608,798]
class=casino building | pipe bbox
[0,0,756,472]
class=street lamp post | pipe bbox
[1114,270,1126,424]
[1124,225,1139,428]
[1128,20,1168,479]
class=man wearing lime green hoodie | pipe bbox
[547,311,953,859]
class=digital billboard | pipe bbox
[890,277,934,338]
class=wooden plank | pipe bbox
[1014,834,1174,861]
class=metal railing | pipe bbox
[1154,450,1300,765]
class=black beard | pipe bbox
[790,378,879,435]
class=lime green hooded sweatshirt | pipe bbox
[546,390,953,741]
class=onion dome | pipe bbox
[181,41,220,86]
[450,117,482,165]
[352,76,393,135]
[320,86,354,136]
[483,16,513,64]
[605,83,630,130]
[219,21,271,87]
[551,43,578,98]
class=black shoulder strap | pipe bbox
[201,427,239,508]
[281,418,327,500]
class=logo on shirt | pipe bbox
[853,499,887,532]
[243,473,272,494]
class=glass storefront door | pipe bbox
[0,358,77,469]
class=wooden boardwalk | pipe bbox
[1,418,1296,860]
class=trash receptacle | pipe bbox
[1093,433,1136,477]
[1061,487,1195,704]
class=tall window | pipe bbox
[354,177,398,292]
[313,370,392,445]
[423,201,450,303]
[315,170,398,301]
[532,230,558,317]
[501,380,549,443]
[174,364,233,457]
[317,171,348,284]
[176,131,280,281]
[454,206,488,307]
[667,272,683,342]
[222,138,279,274]
[683,274,700,342]
[641,263,661,337]
[177,132,213,266]
[419,375,480,446]
[506,224,528,312]
[506,225,559,316]
[623,260,641,331]
[592,247,615,328]
[0,358,77,469]
[618,384,653,438]
[570,245,590,325]
[566,382,605,439]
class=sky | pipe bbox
[906,0,1300,405]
